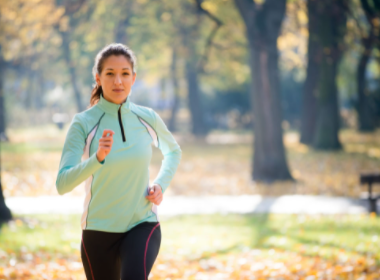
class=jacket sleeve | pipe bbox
[152,111,182,194]
[56,114,105,195]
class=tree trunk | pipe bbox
[0,75,6,140]
[0,138,11,225]
[25,68,44,111]
[313,0,346,150]
[185,59,207,135]
[357,35,375,132]
[300,0,320,145]
[0,45,8,142]
[36,72,45,110]
[115,16,130,44]
[181,9,208,136]
[55,0,86,112]
[24,69,33,110]
[234,0,292,181]
[168,47,181,132]
[0,181,11,224]
[61,31,84,112]
[313,58,342,149]
[0,95,5,140]
[357,0,377,132]
[0,46,12,223]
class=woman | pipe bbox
[56,43,182,280]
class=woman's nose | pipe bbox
[114,75,122,85]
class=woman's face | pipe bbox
[96,55,136,105]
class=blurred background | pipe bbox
[0,0,380,279]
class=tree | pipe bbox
[0,45,6,141]
[145,0,223,136]
[234,0,293,181]
[312,0,347,150]
[168,46,181,132]
[0,48,11,224]
[300,0,321,145]
[181,14,208,136]
[0,150,11,224]
[113,0,135,44]
[356,0,380,132]
[55,0,87,112]
[179,0,223,136]
[0,0,62,222]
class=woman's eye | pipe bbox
[106,73,113,76]
[123,73,129,75]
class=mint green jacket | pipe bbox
[56,93,182,232]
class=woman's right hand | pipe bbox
[96,129,115,162]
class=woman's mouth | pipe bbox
[113,89,124,92]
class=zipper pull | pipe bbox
[118,105,126,142]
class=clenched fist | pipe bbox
[145,184,163,205]
[96,129,115,162]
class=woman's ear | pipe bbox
[95,73,101,86]
[132,72,137,85]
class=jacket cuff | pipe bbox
[153,181,165,193]
[90,152,105,167]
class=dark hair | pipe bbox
[89,43,137,107]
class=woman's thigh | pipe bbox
[120,222,161,280]
[81,229,124,280]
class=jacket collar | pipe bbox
[97,92,131,116]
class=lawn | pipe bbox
[0,213,379,279]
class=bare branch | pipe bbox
[194,0,224,72]
[194,0,223,26]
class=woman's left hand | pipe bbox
[145,184,163,205]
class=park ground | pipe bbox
[1,125,380,279]
[0,213,379,279]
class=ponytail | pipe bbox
[89,84,103,107]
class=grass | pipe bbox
[0,213,379,279]
[0,215,81,257]
[164,214,380,264]
[1,213,379,263]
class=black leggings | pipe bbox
[81,222,161,280]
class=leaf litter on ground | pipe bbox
[0,214,379,279]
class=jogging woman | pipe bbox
[55,43,182,280]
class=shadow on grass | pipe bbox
[192,211,380,266]
[285,233,379,258]
[249,197,278,248]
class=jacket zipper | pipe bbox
[118,105,126,142]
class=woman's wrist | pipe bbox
[154,183,162,192]
[96,152,104,163]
